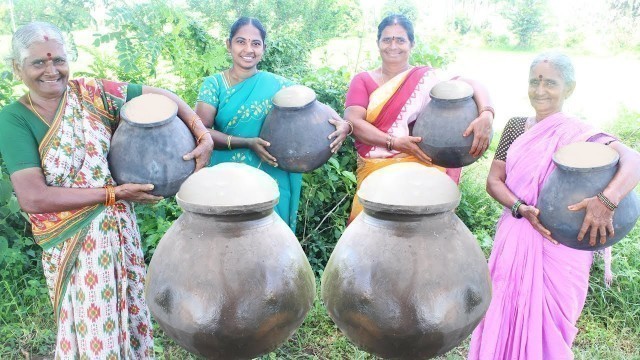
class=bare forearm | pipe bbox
[603,142,640,204]
[16,182,106,213]
[142,86,209,139]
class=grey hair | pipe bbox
[530,51,576,86]
[8,22,71,68]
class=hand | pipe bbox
[327,117,350,154]
[568,196,615,246]
[463,111,493,157]
[183,132,214,171]
[393,136,433,165]
[115,183,163,204]
[248,137,278,167]
[519,204,558,245]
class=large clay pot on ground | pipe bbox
[259,85,335,173]
[145,163,316,359]
[537,142,640,250]
[321,163,491,359]
[108,93,195,197]
[413,80,489,168]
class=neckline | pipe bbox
[223,69,260,88]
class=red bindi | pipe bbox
[47,53,52,60]
[538,75,543,79]
[44,35,49,41]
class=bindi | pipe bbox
[47,53,52,60]
[44,35,49,41]
[538,75,543,79]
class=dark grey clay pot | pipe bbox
[538,142,640,250]
[259,85,334,173]
[108,94,195,197]
[146,163,316,360]
[413,80,490,168]
[321,163,491,359]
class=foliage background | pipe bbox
[1,0,639,358]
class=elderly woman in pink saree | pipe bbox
[468,52,640,359]
[344,14,494,222]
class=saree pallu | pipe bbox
[34,79,153,359]
[468,113,605,360]
[348,67,460,222]
[205,71,302,230]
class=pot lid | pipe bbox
[122,93,178,124]
[176,163,279,214]
[430,80,474,100]
[357,162,460,214]
[553,142,619,170]
[272,85,316,108]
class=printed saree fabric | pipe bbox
[197,71,302,230]
[468,112,607,360]
[347,67,461,222]
[32,79,153,358]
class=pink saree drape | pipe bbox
[468,112,605,360]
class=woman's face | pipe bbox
[227,24,265,71]
[15,41,69,99]
[528,62,574,118]
[378,24,413,66]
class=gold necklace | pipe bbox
[27,93,51,126]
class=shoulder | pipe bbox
[0,101,28,126]
[259,71,294,87]
[505,117,527,131]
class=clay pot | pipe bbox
[259,85,335,173]
[321,163,491,359]
[145,163,316,359]
[413,80,490,168]
[537,142,640,250]
[108,93,195,197]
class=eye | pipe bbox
[236,39,245,45]
[529,79,539,86]
[381,37,392,45]
[54,58,66,65]
[252,41,262,47]
[544,80,556,87]
[396,37,407,45]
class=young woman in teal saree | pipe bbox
[196,17,350,231]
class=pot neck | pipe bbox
[185,209,275,231]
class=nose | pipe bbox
[44,60,59,75]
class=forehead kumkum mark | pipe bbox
[538,75,543,79]
[47,53,52,60]
[44,35,49,41]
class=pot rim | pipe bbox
[120,103,178,128]
[176,194,279,215]
[552,144,620,172]
[429,93,474,102]
[272,97,317,111]
[359,195,461,215]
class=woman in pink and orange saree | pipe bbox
[0,22,213,358]
[343,14,494,222]
[468,51,640,359]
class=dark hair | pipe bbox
[377,14,415,44]
[229,17,267,43]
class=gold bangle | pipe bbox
[345,120,354,136]
[196,131,209,145]
[104,185,116,207]
[227,135,233,150]
[597,192,617,211]
[480,105,495,119]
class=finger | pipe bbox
[576,218,589,241]
[606,220,615,239]
[567,199,588,211]
[183,150,196,161]
[599,226,607,245]
[328,129,340,140]
[462,122,475,137]
[589,226,597,247]
[469,136,481,156]
[257,138,271,147]
[327,118,338,126]
[408,136,422,143]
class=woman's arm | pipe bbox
[487,159,557,244]
[569,141,640,246]
[344,105,432,164]
[11,168,161,214]
[457,77,494,157]
[142,86,213,171]
[195,100,278,167]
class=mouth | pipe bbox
[241,56,255,61]
[40,78,62,84]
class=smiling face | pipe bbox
[227,24,265,71]
[528,62,575,119]
[14,40,69,99]
[378,24,413,66]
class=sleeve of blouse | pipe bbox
[345,73,370,109]
[197,76,220,108]
[494,117,522,162]
[0,110,41,174]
